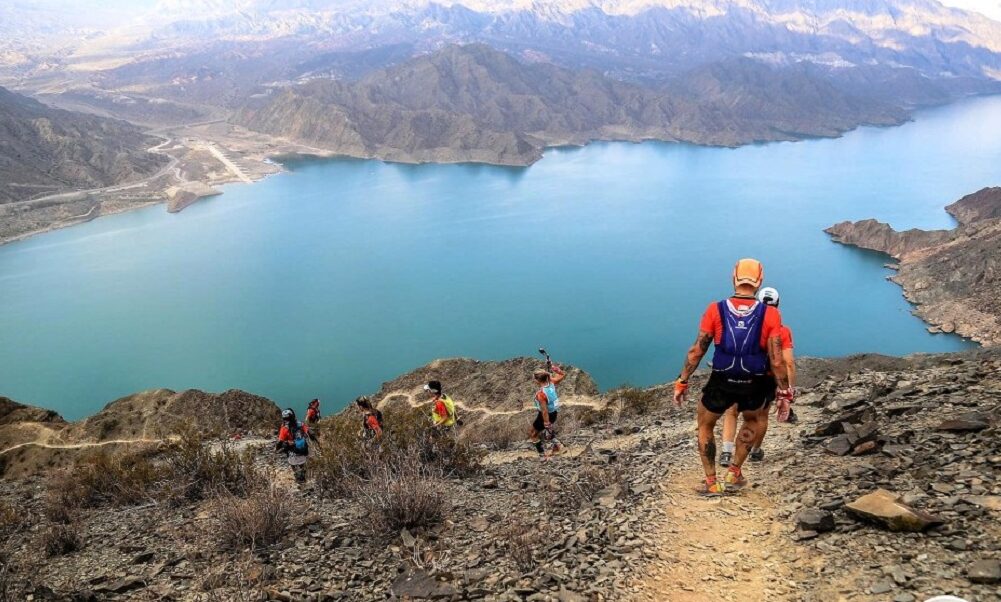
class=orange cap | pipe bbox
[733,258,764,289]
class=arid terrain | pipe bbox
[2,351,1000,601]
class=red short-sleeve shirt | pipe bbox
[779,325,793,350]
[698,297,784,349]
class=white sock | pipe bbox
[722,441,736,453]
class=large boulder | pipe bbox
[846,489,944,532]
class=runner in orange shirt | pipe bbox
[673,259,793,496]
[719,286,795,466]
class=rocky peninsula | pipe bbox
[827,187,1001,346]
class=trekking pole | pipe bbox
[538,347,553,371]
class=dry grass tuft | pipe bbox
[213,478,294,551]
[350,452,448,533]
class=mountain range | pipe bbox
[0,86,167,204]
[233,44,917,165]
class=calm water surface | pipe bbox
[3,96,1000,419]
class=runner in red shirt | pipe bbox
[672,259,793,496]
[719,287,795,466]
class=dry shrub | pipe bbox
[468,419,525,450]
[0,541,19,602]
[213,479,293,551]
[501,521,535,573]
[0,501,18,534]
[612,387,659,416]
[48,449,160,509]
[576,405,618,427]
[350,452,447,533]
[41,522,83,557]
[313,406,483,498]
[162,428,259,502]
[311,412,377,497]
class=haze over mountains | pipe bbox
[0,0,1000,230]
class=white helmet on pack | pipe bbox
[758,287,780,307]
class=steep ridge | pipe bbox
[1,349,999,600]
[0,86,167,204]
[232,45,907,166]
[826,187,1001,346]
[0,389,279,478]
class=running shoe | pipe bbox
[723,468,747,490]
[749,448,765,462]
[697,480,726,497]
[719,451,733,467]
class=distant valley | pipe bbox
[0,0,1000,242]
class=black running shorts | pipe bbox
[533,410,558,433]
[700,372,776,414]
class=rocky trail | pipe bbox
[2,351,1001,601]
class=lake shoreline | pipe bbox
[2,96,992,419]
[0,105,924,249]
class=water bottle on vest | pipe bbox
[711,300,770,385]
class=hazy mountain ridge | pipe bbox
[232,45,909,165]
[0,86,168,204]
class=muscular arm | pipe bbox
[679,331,713,382]
[768,336,790,389]
[783,348,796,389]
[550,365,566,385]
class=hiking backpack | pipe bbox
[292,422,309,455]
[710,300,770,383]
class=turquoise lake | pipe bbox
[3,96,1000,420]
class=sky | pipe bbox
[938,0,1001,20]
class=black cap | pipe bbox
[425,380,442,394]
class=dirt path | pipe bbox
[0,437,167,456]
[630,468,794,601]
[626,410,816,602]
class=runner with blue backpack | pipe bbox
[276,408,318,484]
[530,348,566,460]
[672,258,793,496]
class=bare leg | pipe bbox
[722,405,738,446]
[752,406,770,449]
[696,402,723,478]
[732,407,766,467]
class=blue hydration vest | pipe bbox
[536,383,560,413]
[711,300,770,383]
[292,422,309,455]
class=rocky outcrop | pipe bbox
[826,187,1001,346]
[0,388,280,478]
[0,396,64,426]
[165,182,220,213]
[825,219,953,258]
[75,388,280,441]
[369,356,601,443]
[233,45,906,167]
[946,187,1001,226]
